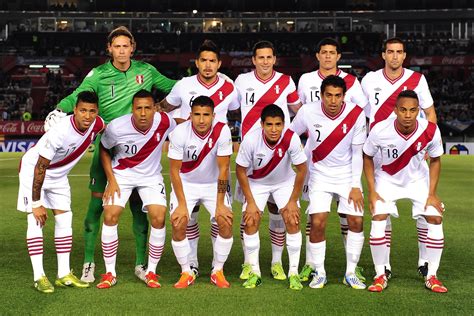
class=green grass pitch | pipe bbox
[0,152,472,315]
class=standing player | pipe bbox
[95,90,176,289]
[234,40,302,281]
[44,26,176,282]
[361,37,437,278]
[363,90,447,293]
[18,91,103,293]
[236,104,307,290]
[168,96,234,288]
[297,38,368,282]
[160,40,239,276]
[290,76,367,289]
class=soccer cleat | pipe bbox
[289,274,303,291]
[55,271,90,288]
[299,264,314,282]
[242,272,262,289]
[367,275,387,292]
[134,264,147,282]
[355,266,366,283]
[210,270,230,288]
[190,265,200,278]
[385,267,392,280]
[174,272,195,289]
[425,275,448,293]
[309,272,327,289]
[96,272,117,289]
[34,276,54,294]
[144,271,161,288]
[418,262,428,278]
[239,263,252,280]
[271,263,287,280]
[81,262,96,283]
[343,273,366,290]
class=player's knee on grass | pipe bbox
[103,206,123,225]
[309,213,328,242]
[267,202,279,214]
[424,215,442,225]
[146,205,166,229]
[347,215,363,233]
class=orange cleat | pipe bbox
[174,271,195,289]
[210,270,230,288]
[96,272,117,289]
[145,271,161,288]
[367,274,387,292]
[425,275,448,293]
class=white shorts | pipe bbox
[306,185,364,216]
[235,180,276,205]
[17,172,71,213]
[373,178,442,219]
[103,180,167,211]
[241,181,298,213]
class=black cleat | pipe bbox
[385,267,392,280]
[418,262,428,278]
[190,265,200,278]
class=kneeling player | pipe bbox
[18,91,103,293]
[236,104,307,290]
[363,90,447,293]
[96,90,176,289]
[168,96,233,288]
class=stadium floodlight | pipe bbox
[192,9,198,14]
[286,21,294,25]
[29,65,43,69]
[46,65,60,69]
[338,64,352,69]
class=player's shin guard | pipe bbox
[172,238,191,273]
[286,232,302,276]
[101,224,118,276]
[147,227,165,274]
[130,199,148,266]
[54,212,73,278]
[309,240,326,275]
[426,223,444,277]
[369,220,388,277]
[186,213,200,268]
[269,213,285,265]
[83,195,103,263]
[27,213,45,281]
[346,230,364,275]
[384,217,392,270]
[243,232,261,275]
[339,215,349,249]
[417,217,429,267]
[212,235,233,272]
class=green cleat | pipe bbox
[240,263,252,280]
[355,266,366,283]
[242,272,262,289]
[34,276,54,294]
[299,264,314,282]
[55,271,90,288]
[271,263,287,280]
[289,274,303,290]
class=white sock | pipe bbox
[27,213,44,281]
[54,212,72,278]
[186,215,200,268]
[417,217,428,267]
[426,223,444,277]
[269,213,285,265]
[240,220,248,264]
[212,235,233,273]
[304,218,313,267]
[243,232,260,276]
[172,238,191,273]
[309,240,326,276]
[339,215,349,250]
[286,232,302,276]
[346,230,364,275]
[147,226,166,274]
[384,217,392,271]
[370,220,387,277]
[211,223,219,268]
[101,224,118,276]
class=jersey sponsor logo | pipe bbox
[136,75,144,84]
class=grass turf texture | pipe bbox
[0,152,472,315]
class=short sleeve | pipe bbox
[38,127,64,160]
[228,88,241,111]
[100,123,117,150]
[363,129,379,157]
[416,74,434,110]
[347,79,369,108]
[427,126,444,158]
[289,105,308,135]
[167,128,185,160]
[289,133,307,165]
[287,77,300,105]
[217,125,233,156]
[352,111,368,145]
[235,137,252,168]
[165,79,183,107]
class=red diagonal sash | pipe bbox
[181,122,225,173]
[241,74,290,138]
[210,80,234,108]
[370,71,422,129]
[343,74,356,91]
[312,106,363,163]
[114,112,170,170]
[382,122,437,176]
[249,129,294,179]
[49,117,104,169]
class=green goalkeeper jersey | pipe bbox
[57,59,176,123]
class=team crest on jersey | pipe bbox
[156,133,161,142]
[277,148,283,157]
[218,91,224,100]
[403,86,408,91]
[24,197,28,207]
[342,124,348,134]
[90,132,95,141]
[208,138,213,148]
[136,75,144,84]
[275,85,280,94]
[416,141,422,151]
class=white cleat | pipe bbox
[309,272,327,289]
[135,264,147,282]
[343,273,366,289]
[81,262,96,283]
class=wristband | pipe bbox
[31,200,43,208]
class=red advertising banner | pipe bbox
[0,121,45,135]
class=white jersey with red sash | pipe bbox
[361,68,434,129]
[298,69,367,107]
[234,70,300,139]
[236,128,306,186]
[101,112,176,184]
[363,117,443,187]
[168,120,233,185]
[20,115,105,179]
[165,75,239,123]
[290,101,366,187]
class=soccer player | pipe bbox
[290,75,367,289]
[363,90,447,293]
[236,104,307,290]
[44,26,176,282]
[168,95,233,288]
[234,40,302,281]
[160,39,239,276]
[361,37,437,278]
[95,90,176,289]
[18,91,104,293]
[297,37,368,282]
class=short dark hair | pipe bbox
[198,39,220,60]
[396,89,419,106]
[320,75,347,95]
[191,95,214,110]
[76,91,98,106]
[317,38,341,54]
[252,40,275,56]
[261,104,284,122]
[132,89,154,102]
[107,26,135,47]
[383,37,405,52]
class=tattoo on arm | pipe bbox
[218,179,229,193]
[32,157,50,201]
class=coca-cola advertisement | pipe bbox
[0,121,45,135]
